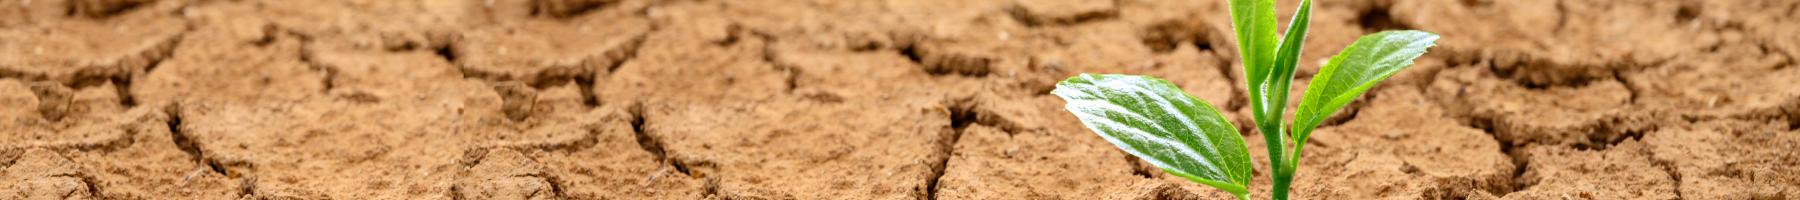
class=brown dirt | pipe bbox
[2,0,1797,199]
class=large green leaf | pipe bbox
[1052,74,1252,195]
[1291,31,1439,153]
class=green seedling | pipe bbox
[1051,0,1437,199]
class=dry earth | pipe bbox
[1,0,1797,199]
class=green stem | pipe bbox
[1236,192,1251,200]
[1258,124,1288,200]
[1273,164,1294,200]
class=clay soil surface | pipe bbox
[2,0,1798,199]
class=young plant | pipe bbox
[1051,0,1438,199]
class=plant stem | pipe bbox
[1258,125,1289,200]
[1236,192,1251,200]
[1273,165,1293,200]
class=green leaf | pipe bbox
[1228,0,1285,132]
[1052,74,1253,195]
[1291,30,1439,149]
[1269,0,1315,112]
[1266,1,1315,199]
[1272,0,1314,74]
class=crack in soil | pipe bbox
[14,0,1788,198]
[460,66,607,109]
[1355,2,1414,32]
[926,97,983,200]
[1121,149,1155,179]
[576,76,600,107]
[166,106,248,198]
[533,0,613,19]
[1788,102,1800,131]
[602,34,650,76]
[1317,95,1367,128]
[1673,3,1701,24]
[487,30,642,109]
[22,92,128,139]
[1650,155,1685,199]
[435,43,458,64]
[753,31,804,94]
[8,31,181,111]
[1464,109,1663,195]
[113,32,182,108]
[1449,46,1668,90]
[901,44,926,68]
[1431,41,1787,195]
[1138,19,1224,56]
[1451,88,1666,197]
[1613,68,1641,105]
[165,107,230,178]
[1571,121,1656,151]
[627,103,691,177]
[587,33,650,107]
[1004,2,1120,27]
[1437,48,1666,149]
[0,68,30,81]
[900,43,993,77]
[294,37,336,93]
[1461,116,1531,196]
[448,184,465,200]
[70,0,152,18]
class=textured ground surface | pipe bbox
[1,0,1797,199]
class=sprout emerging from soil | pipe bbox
[1050,0,1437,199]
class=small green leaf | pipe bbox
[1291,31,1439,147]
[1228,0,1286,133]
[1266,1,1315,199]
[1052,74,1253,195]
[1272,0,1314,74]
[1270,0,1315,107]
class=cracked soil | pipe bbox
[1,0,1797,199]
